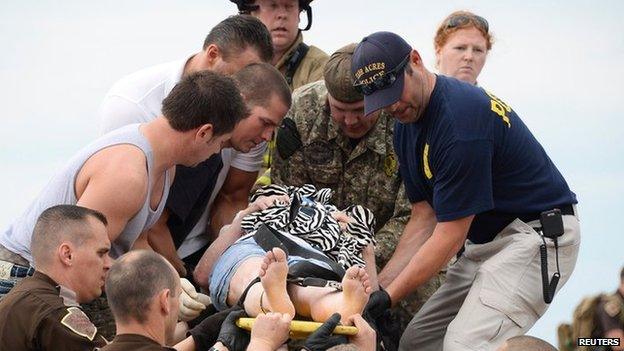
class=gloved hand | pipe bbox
[303,313,348,351]
[364,288,391,320]
[178,278,211,322]
[188,307,237,351]
[216,309,251,351]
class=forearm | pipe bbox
[246,340,275,351]
[386,219,469,304]
[378,217,434,287]
[173,335,196,351]
[194,222,243,290]
[210,193,247,235]
[148,215,186,277]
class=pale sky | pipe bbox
[1,0,622,345]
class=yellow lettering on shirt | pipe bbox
[485,90,512,128]
[423,144,433,179]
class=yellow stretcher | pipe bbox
[236,317,358,339]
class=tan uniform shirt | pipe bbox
[99,334,176,351]
[0,271,107,350]
[275,32,329,91]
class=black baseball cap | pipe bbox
[351,31,412,116]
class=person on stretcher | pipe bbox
[195,190,378,325]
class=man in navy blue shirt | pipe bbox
[351,31,580,351]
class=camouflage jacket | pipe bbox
[271,81,411,266]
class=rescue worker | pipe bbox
[0,205,111,350]
[271,43,444,332]
[230,0,330,187]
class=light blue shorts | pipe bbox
[208,236,333,310]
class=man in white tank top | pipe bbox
[0,71,247,300]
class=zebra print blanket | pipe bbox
[240,184,376,269]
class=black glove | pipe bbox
[188,306,236,351]
[216,309,250,351]
[364,288,391,320]
[303,313,348,351]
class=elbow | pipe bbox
[193,266,210,291]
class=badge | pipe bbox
[604,300,621,318]
[61,307,97,341]
[384,153,398,177]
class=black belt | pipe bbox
[521,204,575,225]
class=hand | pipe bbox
[364,289,391,320]
[216,309,250,351]
[248,195,290,212]
[178,278,211,322]
[346,314,376,351]
[303,313,348,351]
[331,211,354,231]
[248,312,292,350]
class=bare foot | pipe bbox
[337,266,371,324]
[258,248,295,318]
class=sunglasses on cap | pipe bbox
[353,54,409,96]
[445,14,489,33]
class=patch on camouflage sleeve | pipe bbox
[384,153,398,177]
[61,307,97,341]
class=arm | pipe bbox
[194,195,289,290]
[209,167,256,235]
[147,209,187,277]
[385,213,473,305]
[377,201,437,288]
[75,147,147,243]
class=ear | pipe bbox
[409,49,423,66]
[196,124,214,142]
[58,243,73,266]
[205,44,221,66]
[159,289,172,315]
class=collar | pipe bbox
[33,271,80,306]
[275,32,304,70]
[111,334,163,347]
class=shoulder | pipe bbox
[304,45,329,63]
[290,81,330,139]
[105,60,181,101]
[36,306,106,348]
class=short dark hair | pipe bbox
[203,15,273,63]
[233,63,292,109]
[620,266,624,282]
[162,70,247,134]
[106,251,178,324]
[505,335,557,351]
[31,205,108,268]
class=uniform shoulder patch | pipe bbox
[61,307,97,341]
[604,299,621,318]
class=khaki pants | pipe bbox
[399,213,581,351]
